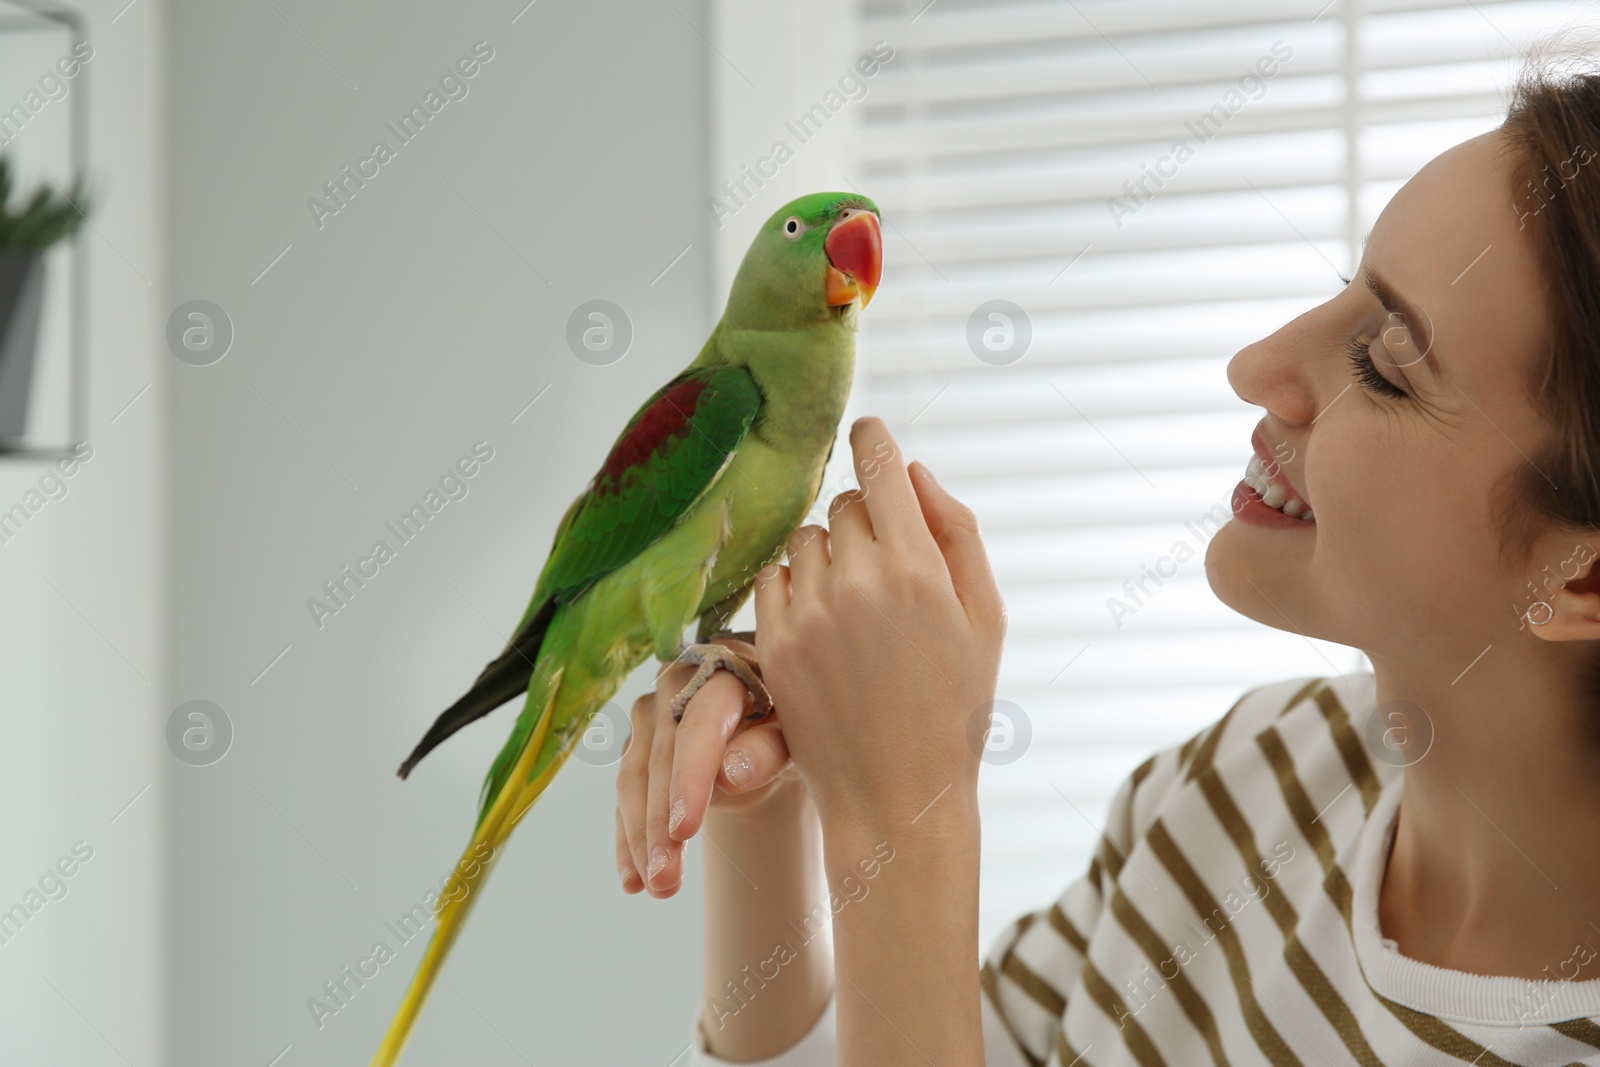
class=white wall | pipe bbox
[164,0,719,1063]
[0,1,166,1064]
[707,0,855,303]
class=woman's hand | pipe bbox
[752,417,1007,836]
[615,635,807,897]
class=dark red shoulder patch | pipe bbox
[598,377,709,491]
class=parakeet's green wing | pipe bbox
[397,363,763,779]
[532,364,762,605]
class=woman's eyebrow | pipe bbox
[1363,265,1443,380]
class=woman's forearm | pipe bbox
[824,791,984,1066]
[698,780,834,1061]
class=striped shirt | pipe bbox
[688,672,1600,1066]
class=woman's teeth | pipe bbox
[1245,455,1314,522]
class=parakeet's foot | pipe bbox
[667,637,773,724]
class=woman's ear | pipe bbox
[1528,543,1600,641]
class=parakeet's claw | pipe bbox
[667,642,774,724]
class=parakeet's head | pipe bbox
[723,192,883,330]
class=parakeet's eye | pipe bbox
[783,217,805,239]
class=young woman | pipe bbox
[615,50,1600,1066]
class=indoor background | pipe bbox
[0,0,1573,1062]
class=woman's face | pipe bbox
[1206,129,1567,667]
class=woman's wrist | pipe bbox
[816,776,981,852]
[820,788,984,1064]
[699,762,833,1061]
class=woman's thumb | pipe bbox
[720,720,790,793]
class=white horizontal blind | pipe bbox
[844,0,1577,952]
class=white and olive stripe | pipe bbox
[978,674,1600,1067]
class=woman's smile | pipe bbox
[1233,422,1315,527]
[1231,475,1317,529]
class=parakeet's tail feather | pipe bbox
[371,664,569,1067]
[397,596,560,779]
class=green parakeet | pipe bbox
[372,191,883,1064]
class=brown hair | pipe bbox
[1498,33,1600,746]
[1494,33,1600,574]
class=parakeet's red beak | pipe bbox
[825,210,882,309]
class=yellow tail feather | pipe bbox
[370,666,570,1067]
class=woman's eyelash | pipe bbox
[1345,336,1408,399]
[1335,269,1407,398]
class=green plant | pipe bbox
[0,155,86,251]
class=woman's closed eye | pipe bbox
[1345,336,1409,399]
[1336,269,1412,400]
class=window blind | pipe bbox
[840,0,1578,950]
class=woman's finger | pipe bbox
[909,460,1003,630]
[826,488,874,557]
[645,695,684,895]
[752,561,791,629]
[786,524,831,601]
[718,719,793,794]
[667,667,749,842]
[616,806,643,894]
[617,694,656,888]
[850,416,939,557]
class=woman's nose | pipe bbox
[1226,310,1328,426]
